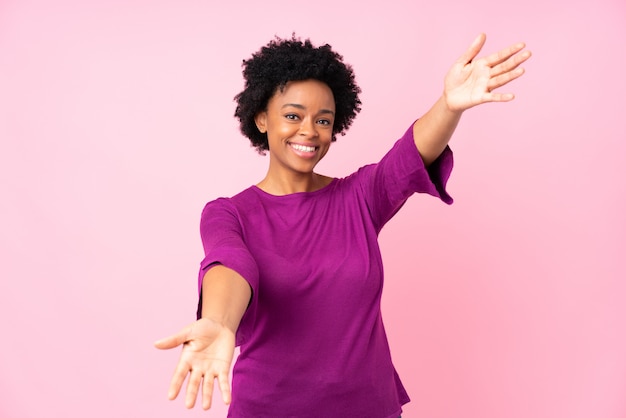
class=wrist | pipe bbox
[440,92,465,115]
[198,315,237,335]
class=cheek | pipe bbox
[319,140,332,159]
[267,125,290,144]
[274,123,297,138]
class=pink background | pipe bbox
[1,0,625,417]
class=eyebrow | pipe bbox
[281,103,335,116]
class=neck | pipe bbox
[256,172,331,196]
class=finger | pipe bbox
[167,359,192,400]
[218,371,232,405]
[490,49,531,78]
[456,33,486,65]
[484,42,526,68]
[154,325,192,350]
[202,373,215,410]
[485,92,515,103]
[488,67,525,92]
[185,369,203,408]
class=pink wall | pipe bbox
[1,1,625,417]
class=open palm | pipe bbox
[155,317,236,410]
[444,33,531,112]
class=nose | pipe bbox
[298,117,318,138]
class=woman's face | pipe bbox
[255,79,335,177]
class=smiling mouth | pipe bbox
[289,143,317,153]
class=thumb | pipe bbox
[154,324,192,350]
[457,33,486,65]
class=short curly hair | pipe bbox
[234,35,362,153]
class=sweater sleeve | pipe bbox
[359,123,454,232]
[195,198,259,346]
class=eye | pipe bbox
[285,114,299,121]
[316,119,332,126]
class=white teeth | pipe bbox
[291,144,316,152]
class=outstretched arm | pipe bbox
[414,33,532,166]
[154,265,251,410]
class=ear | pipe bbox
[254,111,268,134]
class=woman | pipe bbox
[155,34,531,417]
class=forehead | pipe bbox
[269,79,335,109]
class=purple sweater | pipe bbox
[197,125,453,417]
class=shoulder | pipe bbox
[202,187,256,213]
[200,187,259,229]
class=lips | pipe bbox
[290,143,317,153]
[288,142,319,159]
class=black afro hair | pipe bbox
[234,35,362,153]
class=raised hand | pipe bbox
[444,33,531,112]
[154,317,236,410]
